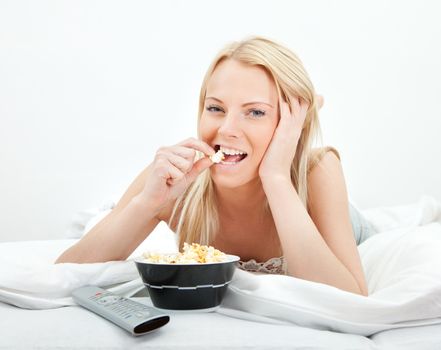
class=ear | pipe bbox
[316,94,324,110]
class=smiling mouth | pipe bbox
[214,145,248,164]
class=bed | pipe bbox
[1,195,441,349]
[3,300,441,349]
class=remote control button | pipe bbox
[97,296,121,305]
[135,311,150,318]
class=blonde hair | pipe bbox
[169,36,336,249]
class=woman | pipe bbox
[56,36,375,296]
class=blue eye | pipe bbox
[206,105,224,113]
[249,109,266,118]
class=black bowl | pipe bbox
[134,255,239,311]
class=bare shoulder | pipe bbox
[306,146,368,295]
[307,146,341,175]
[307,145,344,206]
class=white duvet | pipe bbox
[1,195,441,336]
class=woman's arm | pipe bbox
[56,197,160,263]
[55,165,161,263]
[55,138,215,264]
[262,151,368,296]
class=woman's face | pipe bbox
[199,59,279,189]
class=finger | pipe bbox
[166,176,186,186]
[169,146,197,162]
[185,157,213,184]
[290,96,302,117]
[155,159,185,184]
[278,95,290,120]
[177,137,215,157]
[166,153,193,174]
[166,177,186,186]
[300,97,310,110]
[299,97,310,117]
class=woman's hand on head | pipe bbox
[138,138,215,214]
[258,95,310,183]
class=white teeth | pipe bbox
[219,145,247,155]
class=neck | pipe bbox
[214,178,267,217]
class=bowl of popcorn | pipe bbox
[134,243,240,311]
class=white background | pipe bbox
[1,0,440,242]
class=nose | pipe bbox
[217,112,242,139]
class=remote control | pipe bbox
[72,285,170,336]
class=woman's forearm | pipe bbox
[262,177,364,295]
[55,195,160,264]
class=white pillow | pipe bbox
[65,195,178,258]
[64,197,117,239]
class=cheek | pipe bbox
[198,115,213,139]
[254,124,277,156]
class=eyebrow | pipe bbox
[205,96,274,108]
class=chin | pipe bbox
[210,171,260,190]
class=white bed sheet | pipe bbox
[0,299,374,350]
[2,299,441,350]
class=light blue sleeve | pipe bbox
[349,202,378,245]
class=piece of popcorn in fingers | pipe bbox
[209,150,225,163]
